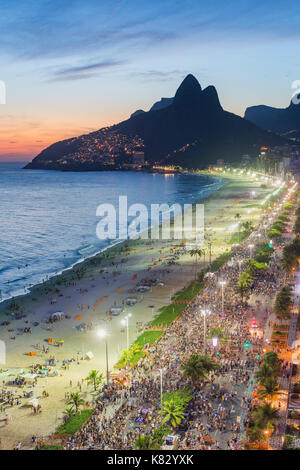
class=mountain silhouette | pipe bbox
[25,74,283,170]
[245,96,300,134]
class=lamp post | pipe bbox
[201,309,210,354]
[121,313,132,369]
[219,281,226,313]
[208,242,212,265]
[248,244,254,259]
[158,368,164,408]
[97,329,109,386]
[238,259,243,274]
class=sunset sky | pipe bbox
[1,0,300,161]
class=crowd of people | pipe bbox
[59,200,293,450]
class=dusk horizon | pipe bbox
[1,0,300,161]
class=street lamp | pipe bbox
[201,309,210,354]
[219,280,226,313]
[248,244,254,258]
[237,259,243,274]
[97,329,109,386]
[121,313,132,369]
[158,368,164,408]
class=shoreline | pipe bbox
[0,171,278,448]
[0,172,226,311]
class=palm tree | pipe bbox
[183,354,219,384]
[255,363,277,384]
[257,377,282,401]
[247,426,266,444]
[263,351,281,369]
[252,402,279,430]
[129,344,142,360]
[189,248,204,280]
[241,220,254,236]
[68,392,85,413]
[162,399,184,428]
[235,271,253,302]
[209,327,226,341]
[85,370,104,391]
[182,354,207,384]
[63,407,75,423]
[134,435,161,450]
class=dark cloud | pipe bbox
[48,60,125,81]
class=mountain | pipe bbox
[245,97,300,134]
[25,74,284,171]
[130,109,145,118]
[130,97,173,118]
[150,97,173,112]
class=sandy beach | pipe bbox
[0,171,278,448]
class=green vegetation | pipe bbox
[182,354,219,384]
[254,242,274,263]
[209,252,231,272]
[274,286,293,320]
[246,352,282,447]
[235,270,253,301]
[134,435,161,450]
[85,370,104,391]
[209,327,226,341]
[56,409,93,436]
[230,220,254,243]
[152,424,171,445]
[151,303,186,327]
[172,280,204,301]
[134,330,164,347]
[39,444,63,450]
[162,386,193,407]
[267,228,282,239]
[116,331,164,367]
[246,258,268,278]
[67,392,85,413]
[161,399,185,428]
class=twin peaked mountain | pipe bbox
[25,74,282,170]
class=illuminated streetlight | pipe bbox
[201,309,211,354]
[121,313,132,369]
[97,329,109,386]
[158,368,164,408]
[219,281,226,313]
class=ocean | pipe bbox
[0,162,224,302]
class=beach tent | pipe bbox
[50,311,64,321]
[28,398,39,408]
[23,373,37,381]
[85,351,94,360]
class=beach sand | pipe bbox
[0,171,276,449]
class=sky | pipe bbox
[0,0,300,161]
